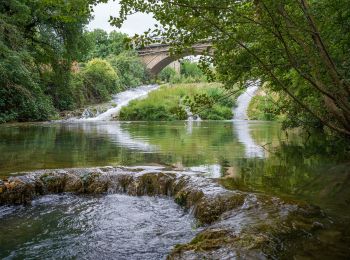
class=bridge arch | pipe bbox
[137,43,212,75]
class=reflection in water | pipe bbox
[232,120,265,158]
[185,120,201,135]
[0,121,277,176]
[188,164,222,178]
[64,122,157,152]
[0,121,349,253]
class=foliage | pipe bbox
[0,0,94,121]
[159,67,177,82]
[82,29,129,61]
[248,96,276,121]
[0,83,56,123]
[159,60,207,84]
[107,50,148,88]
[113,0,350,137]
[247,89,284,121]
[73,59,121,104]
[180,61,207,82]
[0,0,150,122]
[119,83,235,121]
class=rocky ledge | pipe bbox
[0,167,333,259]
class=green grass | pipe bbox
[119,83,236,121]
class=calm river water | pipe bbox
[0,120,349,258]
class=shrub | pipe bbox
[181,61,204,78]
[199,105,232,120]
[159,67,177,82]
[119,83,233,121]
[0,83,56,123]
[107,51,148,88]
[0,50,56,122]
[78,58,121,103]
[247,92,283,121]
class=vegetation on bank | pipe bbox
[0,0,148,123]
[119,83,236,121]
[116,0,350,137]
[159,60,208,84]
[247,87,284,121]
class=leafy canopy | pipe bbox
[111,0,350,136]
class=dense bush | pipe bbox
[107,51,148,88]
[0,0,93,122]
[180,61,207,82]
[0,83,56,123]
[159,67,177,83]
[119,83,235,121]
[247,91,283,121]
[0,1,149,123]
[73,59,121,104]
[158,61,207,84]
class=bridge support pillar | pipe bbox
[167,61,181,74]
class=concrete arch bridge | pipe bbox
[137,43,212,75]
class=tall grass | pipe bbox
[119,83,236,121]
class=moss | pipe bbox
[174,191,188,207]
[170,229,236,256]
[64,173,83,192]
[40,174,66,193]
[135,173,175,196]
[118,175,134,193]
[194,193,246,224]
[81,172,108,193]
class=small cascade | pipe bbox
[83,84,159,121]
[233,80,260,120]
[185,107,201,122]
[81,108,94,119]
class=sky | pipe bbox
[87,1,157,35]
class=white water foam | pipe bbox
[232,80,264,158]
[233,80,260,120]
[83,84,159,121]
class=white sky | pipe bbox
[87,1,157,35]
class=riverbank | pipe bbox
[119,83,237,121]
[247,85,284,121]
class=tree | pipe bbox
[0,0,96,121]
[107,50,148,88]
[82,29,128,61]
[77,58,121,103]
[111,0,350,136]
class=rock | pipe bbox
[0,166,331,259]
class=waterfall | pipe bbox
[233,80,260,120]
[232,80,264,158]
[185,107,201,122]
[83,84,159,121]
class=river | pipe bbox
[0,85,349,259]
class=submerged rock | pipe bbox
[0,166,332,259]
[0,167,245,225]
